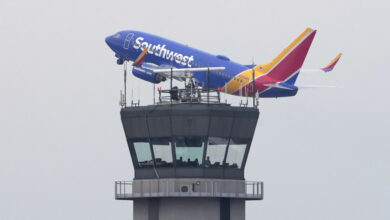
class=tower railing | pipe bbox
[115,179,263,200]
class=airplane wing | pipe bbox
[153,66,226,81]
[136,63,225,82]
[301,53,343,73]
[153,67,225,74]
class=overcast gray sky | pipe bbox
[1,0,389,219]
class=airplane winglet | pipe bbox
[133,47,149,67]
[321,53,342,72]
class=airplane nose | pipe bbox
[105,36,114,47]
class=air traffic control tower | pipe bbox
[115,82,263,220]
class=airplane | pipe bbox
[105,28,342,98]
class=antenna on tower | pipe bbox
[120,90,125,108]
[123,61,128,107]
[153,83,155,105]
[251,56,257,108]
[131,89,133,106]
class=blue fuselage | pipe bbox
[106,30,249,89]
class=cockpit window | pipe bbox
[113,33,120,38]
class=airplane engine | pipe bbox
[132,66,166,84]
[117,58,124,65]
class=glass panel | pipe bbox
[152,138,173,167]
[225,139,247,169]
[133,141,153,168]
[205,137,228,168]
[175,137,204,167]
[113,33,120,38]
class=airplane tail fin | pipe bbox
[255,28,316,85]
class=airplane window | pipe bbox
[205,137,228,168]
[113,33,120,38]
[152,138,173,167]
[133,140,154,168]
[175,137,204,167]
[225,139,247,169]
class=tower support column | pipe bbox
[133,197,245,220]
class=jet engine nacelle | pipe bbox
[132,65,166,84]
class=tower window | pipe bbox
[152,138,173,167]
[175,137,205,167]
[133,141,154,168]
[205,137,228,168]
[225,139,247,169]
